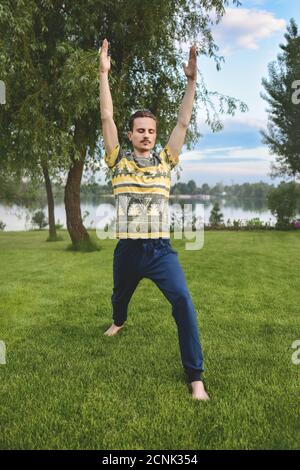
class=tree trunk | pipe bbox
[41,162,57,240]
[64,145,90,246]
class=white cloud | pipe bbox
[172,145,275,182]
[197,114,268,131]
[181,162,269,176]
[221,115,267,129]
[181,145,271,162]
[214,8,286,55]
[228,146,270,159]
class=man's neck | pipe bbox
[133,149,151,158]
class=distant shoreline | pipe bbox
[95,194,213,199]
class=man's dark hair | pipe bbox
[129,109,157,132]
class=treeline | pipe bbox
[170,180,276,199]
[0,178,284,206]
[0,178,113,206]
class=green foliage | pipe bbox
[209,202,224,226]
[187,180,197,195]
[31,210,48,230]
[267,180,300,229]
[0,220,6,231]
[232,219,242,229]
[0,0,248,247]
[245,217,267,230]
[0,0,247,180]
[170,180,273,199]
[261,18,300,178]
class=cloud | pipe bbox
[171,144,283,184]
[180,145,272,164]
[214,8,286,55]
[198,114,268,132]
[220,115,268,129]
[171,145,276,183]
[181,162,269,176]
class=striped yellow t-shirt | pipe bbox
[104,144,179,239]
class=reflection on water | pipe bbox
[0,196,276,231]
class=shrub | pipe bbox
[268,181,300,228]
[245,217,264,230]
[209,202,224,227]
[31,210,48,230]
[232,219,243,230]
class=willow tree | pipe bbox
[0,0,246,248]
[0,0,68,241]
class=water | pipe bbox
[0,196,277,231]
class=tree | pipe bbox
[200,183,210,195]
[0,0,246,248]
[209,202,224,226]
[31,210,48,230]
[267,181,300,228]
[261,18,300,179]
[187,180,197,195]
[0,1,66,242]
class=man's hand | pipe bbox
[183,44,197,81]
[166,44,197,158]
[99,38,111,74]
[99,37,119,158]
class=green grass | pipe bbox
[0,229,299,450]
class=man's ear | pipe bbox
[127,131,132,141]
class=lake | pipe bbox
[0,196,277,231]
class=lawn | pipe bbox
[0,229,299,450]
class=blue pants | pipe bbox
[111,238,204,383]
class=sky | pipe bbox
[175,0,300,186]
[96,0,300,187]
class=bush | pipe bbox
[245,217,273,230]
[209,202,224,227]
[0,220,6,231]
[268,181,300,227]
[232,219,243,230]
[31,210,48,230]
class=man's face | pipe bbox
[127,117,157,154]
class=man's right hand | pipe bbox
[99,38,111,74]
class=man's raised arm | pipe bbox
[99,38,119,158]
[166,44,197,158]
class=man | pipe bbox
[99,38,209,400]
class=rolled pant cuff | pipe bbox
[185,369,203,383]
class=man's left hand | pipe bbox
[183,44,197,81]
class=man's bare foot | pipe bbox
[104,323,124,336]
[190,380,210,400]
